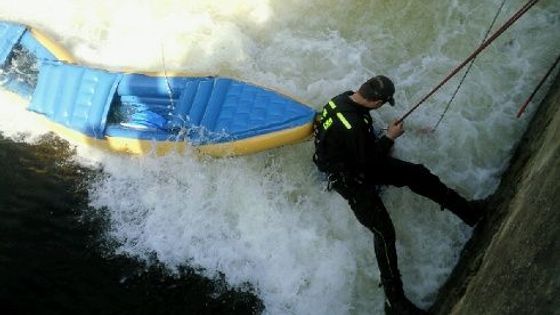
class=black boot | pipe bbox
[383,280,429,315]
[442,189,485,227]
[384,298,429,315]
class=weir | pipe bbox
[0,1,558,314]
[432,73,560,314]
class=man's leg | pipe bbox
[377,158,483,226]
[350,186,401,285]
[333,181,427,314]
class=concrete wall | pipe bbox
[432,74,560,315]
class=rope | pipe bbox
[160,44,175,111]
[397,0,540,124]
[516,52,560,118]
[432,0,507,130]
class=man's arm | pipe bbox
[386,119,405,140]
[370,119,404,158]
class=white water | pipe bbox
[1,0,559,314]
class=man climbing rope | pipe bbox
[313,75,484,315]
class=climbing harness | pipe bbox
[516,52,560,118]
[397,0,541,124]
[432,0,507,130]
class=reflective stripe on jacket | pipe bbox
[313,91,394,179]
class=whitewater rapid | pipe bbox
[1,0,559,314]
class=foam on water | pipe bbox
[1,0,559,314]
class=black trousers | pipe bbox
[331,157,453,293]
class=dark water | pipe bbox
[0,133,262,315]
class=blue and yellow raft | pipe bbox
[0,21,316,156]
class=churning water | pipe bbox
[0,0,559,314]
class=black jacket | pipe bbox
[314,91,394,180]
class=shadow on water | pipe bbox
[0,132,263,315]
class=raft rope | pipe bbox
[516,52,560,118]
[160,44,175,111]
[397,0,540,124]
[432,0,507,131]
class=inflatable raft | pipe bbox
[0,21,316,156]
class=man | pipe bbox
[313,75,483,315]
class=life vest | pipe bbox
[313,100,353,173]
